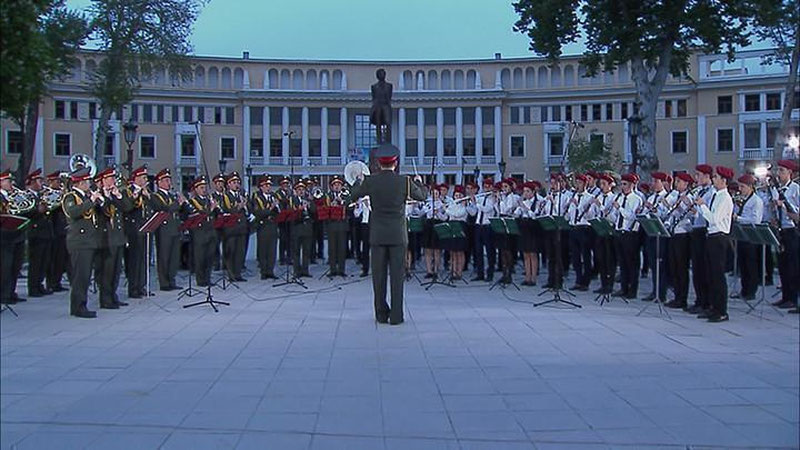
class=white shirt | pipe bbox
[354,196,371,224]
[691,184,714,228]
[699,187,733,234]
[644,189,669,219]
[498,192,520,217]
[666,190,695,234]
[545,190,572,217]
[736,192,763,225]
[474,191,498,225]
[445,201,467,222]
[771,180,799,229]
[515,195,542,219]
[591,191,619,224]
[616,191,643,232]
[566,190,594,226]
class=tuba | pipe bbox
[69,153,97,178]
[344,161,370,186]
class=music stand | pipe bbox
[211,213,243,291]
[0,215,29,317]
[534,215,579,308]
[405,217,425,282]
[488,218,520,291]
[745,224,781,316]
[182,283,230,312]
[636,215,671,318]
[420,222,462,290]
[177,213,208,300]
[273,210,307,289]
[138,211,169,299]
[728,222,749,296]
[589,217,616,305]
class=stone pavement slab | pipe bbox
[2,263,798,449]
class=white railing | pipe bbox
[326,157,343,165]
[740,148,774,160]
[179,156,196,166]
[462,156,477,165]
[699,49,788,81]
[546,155,565,166]
[308,157,322,166]
[403,157,418,166]
[480,155,497,165]
[268,157,284,165]
[249,155,264,165]
[442,156,458,165]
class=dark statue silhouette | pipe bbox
[370,68,393,144]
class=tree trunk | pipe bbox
[772,25,800,159]
[14,100,39,182]
[630,47,673,175]
[94,105,113,169]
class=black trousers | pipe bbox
[705,233,730,315]
[690,228,709,308]
[125,231,146,295]
[778,228,799,305]
[156,233,180,289]
[279,223,291,264]
[328,228,347,275]
[69,248,95,313]
[359,223,371,273]
[257,224,278,277]
[545,230,563,288]
[100,245,123,305]
[737,240,759,298]
[47,235,68,289]
[224,233,247,279]
[193,237,216,286]
[615,231,640,297]
[594,235,616,292]
[28,237,52,293]
[473,225,495,278]
[668,233,691,305]
[1,239,24,302]
[291,224,313,276]
[645,236,669,300]
[313,220,324,259]
[569,226,593,287]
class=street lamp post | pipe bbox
[122,119,138,176]
[218,157,228,174]
[627,115,642,174]
[473,166,480,185]
[498,159,507,179]
[245,164,253,191]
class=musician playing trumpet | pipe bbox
[0,171,26,306]
[251,175,279,280]
[589,174,618,295]
[325,175,349,277]
[186,176,219,287]
[92,168,129,309]
[221,172,249,282]
[24,169,54,298]
[420,185,446,279]
[287,180,316,278]
[150,169,187,291]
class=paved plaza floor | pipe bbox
[1,262,798,449]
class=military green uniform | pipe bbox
[220,190,249,280]
[122,187,148,297]
[149,189,182,290]
[186,196,218,286]
[211,188,225,270]
[326,190,349,276]
[97,191,128,307]
[1,189,27,304]
[348,170,427,323]
[251,190,279,278]
[25,190,54,296]
[63,188,102,316]
[47,196,69,291]
[288,195,316,277]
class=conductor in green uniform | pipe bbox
[348,144,426,324]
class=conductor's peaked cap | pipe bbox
[376,143,399,165]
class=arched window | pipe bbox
[550,66,561,87]
[194,66,205,88]
[233,68,244,88]
[280,69,291,89]
[320,70,330,89]
[454,70,465,90]
[466,69,478,89]
[563,65,575,86]
[525,67,535,88]
[332,70,343,90]
[71,60,82,81]
[84,59,96,82]
[402,70,413,90]
[306,69,317,90]
[427,70,438,90]
[221,67,232,89]
[415,70,425,90]
[512,68,523,88]
[537,66,548,87]
[577,65,589,86]
[268,69,279,89]
[207,67,218,88]
[500,68,511,88]
[440,70,451,90]
[292,69,303,90]
[618,63,629,83]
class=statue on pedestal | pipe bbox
[370,68,393,144]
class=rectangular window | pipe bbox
[89,102,97,120]
[677,99,687,117]
[55,100,65,119]
[482,137,494,156]
[354,114,377,149]
[766,122,781,148]
[250,106,264,125]
[157,105,165,123]
[54,133,70,156]
[288,107,301,126]
[766,93,781,111]
[592,104,601,121]
[510,107,519,124]
[671,131,687,154]
[130,103,139,121]
[794,90,800,109]
[463,140,475,157]
[225,107,234,124]
[104,135,114,156]
[309,108,321,126]
[270,107,282,126]
[621,103,628,119]
[197,106,205,123]
[328,138,340,156]
[250,138,264,157]
[140,136,156,158]
[183,105,193,123]
[565,105,572,122]
[289,137,301,157]
[744,94,760,112]
[510,136,525,157]
[540,106,548,123]
[664,101,672,118]
[424,138,435,157]
[462,107,474,125]
[70,101,78,120]
[405,139,418,157]
[552,106,561,122]
[716,129,733,152]
[309,138,321,157]
[590,133,605,146]
[482,107,494,125]
[405,108,417,126]
[580,104,588,122]
[548,134,564,156]
[269,138,282,157]
[717,95,733,114]
[424,108,436,126]
[605,103,613,121]
[443,138,456,157]
[6,130,22,154]
[443,108,455,126]
[524,107,531,124]
[181,135,196,156]
[143,104,153,122]
[171,105,179,122]
[220,137,235,159]
[744,123,761,149]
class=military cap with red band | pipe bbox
[191,176,207,190]
[70,167,92,183]
[376,143,399,165]
[258,175,272,186]
[226,171,241,183]
[0,171,13,181]
[46,171,61,181]
[131,165,148,179]
[25,168,43,184]
[330,175,344,186]
[155,168,171,181]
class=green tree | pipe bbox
[0,0,88,181]
[566,137,623,174]
[749,0,799,158]
[86,0,207,169]
[513,0,752,172]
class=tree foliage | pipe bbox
[512,0,752,172]
[566,137,622,175]
[86,0,207,167]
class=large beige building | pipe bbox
[1,48,798,190]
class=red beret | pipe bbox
[131,165,148,179]
[25,168,42,184]
[651,172,668,182]
[466,181,478,189]
[155,168,171,181]
[493,182,503,190]
[258,175,272,186]
[522,181,536,191]
[586,171,598,179]
[501,178,515,187]
[695,164,713,175]
[438,183,449,190]
[777,159,799,172]
[0,171,13,181]
[737,174,756,185]
[621,173,638,183]
[482,177,494,186]
[453,185,465,194]
[716,166,735,180]
[575,174,588,183]
[598,173,614,184]
[675,172,695,184]
[639,182,651,192]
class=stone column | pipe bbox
[494,105,502,166]
[301,106,309,166]
[417,107,425,165]
[281,106,289,165]
[340,107,348,159]
[475,107,483,163]
[321,107,328,163]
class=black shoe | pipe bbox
[593,288,605,294]
[72,309,97,318]
[115,300,129,307]
[389,318,404,325]
[300,273,312,278]
[376,316,389,324]
[128,292,142,299]
[729,292,740,299]
[28,290,43,298]
[708,313,729,323]
[486,274,494,282]
[543,283,554,289]
[261,274,268,280]
[196,282,208,287]
[788,308,799,314]
[235,277,246,282]
[686,304,703,314]
[50,285,67,292]
[741,294,756,301]
[424,273,434,279]
[360,271,369,278]
[697,310,712,319]
[611,290,626,297]
[1,298,17,305]
[665,300,686,309]
[471,275,484,282]
[574,285,589,292]
[624,294,637,300]
[100,303,119,310]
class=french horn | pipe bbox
[8,188,37,215]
